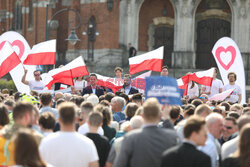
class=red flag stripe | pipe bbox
[0,52,21,78]
[129,59,162,75]
[23,52,56,65]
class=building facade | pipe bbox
[0,0,250,82]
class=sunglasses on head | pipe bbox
[200,97,206,99]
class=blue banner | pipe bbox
[145,76,182,105]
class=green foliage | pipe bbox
[0,79,17,92]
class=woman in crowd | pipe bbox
[72,76,85,95]
[186,81,199,101]
[12,129,50,167]
[222,123,250,167]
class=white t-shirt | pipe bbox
[74,80,84,91]
[29,80,46,90]
[202,79,223,98]
[78,123,104,135]
[223,84,242,103]
[187,82,199,99]
[39,131,99,167]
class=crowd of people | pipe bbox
[0,66,249,167]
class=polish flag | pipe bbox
[0,42,21,78]
[60,84,68,89]
[95,74,123,93]
[131,71,152,91]
[129,46,163,75]
[42,56,88,89]
[23,40,56,65]
[177,68,214,95]
[209,88,235,101]
[188,68,215,86]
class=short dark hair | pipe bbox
[104,93,115,102]
[33,70,41,75]
[124,74,131,79]
[40,93,52,106]
[119,93,129,104]
[225,116,237,125]
[0,104,9,126]
[131,93,142,102]
[184,104,195,117]
[125,103,139,118]
[114,67,123,73]
[162,66,168,70]
[169,106,181,119]
[39,112,56,130]
[191,99,203,107]
[228,72,237,81]
[183,116,206,138]
[90,73,97,79]
[99,100,110,107]
[220,102,231,111]
[58,102,76,125]
[13,102,34,121]
[88,111,103,127]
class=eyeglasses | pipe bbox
[225,126,232,130]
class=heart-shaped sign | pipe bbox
[215,46,236,70]
[0,40,25,59]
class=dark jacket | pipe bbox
[161,142,211,167]
[82,85,104,97]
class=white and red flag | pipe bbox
[42,56,89,89]
[129,46,163,75]
[177,68,215,95]
[0,42,21,78]
[95,74,123,93]
[131,71,152,92]
[23,40,56,65]
[209,88,234,101]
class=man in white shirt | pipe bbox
[78,101,104,135]
[22,69,46,91]
[39,102,99,167]
[223,72,242,104]
[201,68,223,98]
[198,113,224,167]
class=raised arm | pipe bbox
[21,69,29,85]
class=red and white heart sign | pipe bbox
[0,40,25,59]
[215,46,236,70]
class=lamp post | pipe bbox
[45,7,81,45]
[82,16,99,61]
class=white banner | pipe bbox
[212,37,246,104]
[0,31,36,93]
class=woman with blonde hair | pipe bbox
[222,123,250,167]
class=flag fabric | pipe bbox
[177,68,215,95]
[23,40,56,65]
[129,47,163,75]
[95,74,123,93]
[131,71,152,91]
[42,56,88,89]
[60,84,68,90]
[0,42,21,78]
[209,88,235,101]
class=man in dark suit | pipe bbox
[114,98,179,167]
[161,116,211,167]
[119,74,139,95]
[82,73,104,97]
